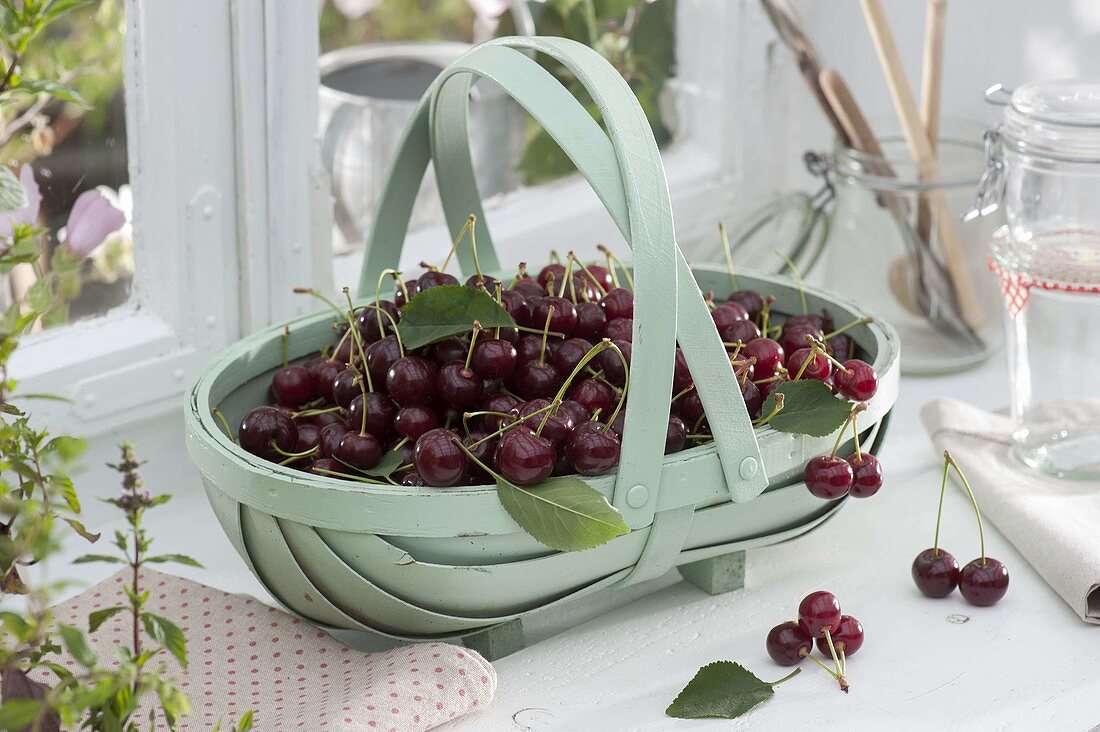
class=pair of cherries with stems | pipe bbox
[766,590,864,693]
[803,403,883,499]
[912,451,1009,606]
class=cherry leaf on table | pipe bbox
[761,380,853,437]
[496,475,630,552]
[396,285,515,351]
[666,661,784,719]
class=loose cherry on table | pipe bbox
[766,590,860,693]
[912,450,1009,606]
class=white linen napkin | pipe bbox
[921,398,1100,624]
[44,568,497,730]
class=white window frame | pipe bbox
[323,0,767,285]
[9,0,328,438]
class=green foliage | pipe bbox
[666,661,796,720]
[760,380,854,437]
[397,285,515,350]
[496,474,631,552]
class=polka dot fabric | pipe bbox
[44,569,496,731]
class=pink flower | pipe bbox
[468,0,511,19]
[0,165,42,238]
[62,188,126,259]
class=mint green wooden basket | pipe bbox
[184,37,900,659]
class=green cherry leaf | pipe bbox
[396,285,514,351]
[761,380,852,437]
[666,661,792,719]
[496,475,630,552]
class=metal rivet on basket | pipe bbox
[626,484,648,508]
[739,457,759,480]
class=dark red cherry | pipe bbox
[513,361,562,400]
[572,301,607,340]
[331,368,362,408]
[797,590,842,639]
[304,357,342,400]
[413,428,468,487]
[675,388,705,429]
[766,621,812,666]
[740,378,763,419]
[466,273,500,291]
[336,432,382,471]
[537,263,566,289]
[530,296,578,338]
[477,393,521,431]
[471,338,518,379]
[366,336,401,387]
[569,378,614,416]
[238,406,297,462]
[557,400,590,428]
[847,453,883,498]
[430,337,469,367]
[596,340,631,387]
[437,362,481,409]
[416,270,459,292]
[498,288,531,328]
[711,302,749,330]
[356,300,398,343]
[959,558,1009,606]
[600,287,633,320]
[673,349,692,392]
[826,333,853,360]
[665,414,687,454]
[781,324,822,356]
[271,365,316,408]
[566,424,621,475]
[804,455,853,499]
[602,318,632,342]
[835,359,878,401]
[463,431,496,483]
[787,348,831,381]
[318,421,350,458]
[332,331,355,364]
[727,290,764,320]
[310,412,344,428]
[911,548,961,598]
[553,338,594,377]
[512,276,544,300]
[292,423,321,455]
[308,457,342,476]
[514,399,575,444]
[514,335,544,364]
[815,615,863,657]
[394,405,439,440]
[719,319,761,345]
[395,279,419,307]
[386,357,437,406]
[784,313,828,333]
[400,470,425,486]
[347,392,396,438]
[743,338,784,380]
[583,264,614,292]
[496,427,556,486]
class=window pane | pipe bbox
[0,0,130,330]
[317,0,676,254]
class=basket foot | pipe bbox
[678,550,746,595]
[462,618,525,661]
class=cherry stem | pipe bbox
[469,215,484,279]
[671,383,695,403]
[545,271,556,296]
[598,244,634,291]
[602,248,621,289]
[292,405,341,419]
[538,306,554,366]
[808,334,851,375]
[776,250,808,315]
[840,648,847,677]
[945,450,986,566]
[210,408,234,442]
[558,252,575,299]
[722,340,746,353]
[451,435,506,483]
[549,250,561,265]
[354,370,368,434]
[718,221,739,292]
[822,628,849,692]
[509,263,528,290]
[342,288,371,382]
[363,303,404,358]
[571,252,609,296]
[603,341,630,429]
[465,404,555,450]
[752,392,784,427]
[823,316,873,341]
[829,403,865,458]
[313,467,386,485]
[515,324,567,339]
[932,452,949,559]
[791,343,824,381]
[293,287,344,318]
[440,214,475,273]
[271,443,318,460]
[804,653,843,684]
[767,667,802,687]
[851,408,863,459]
[759,295,775,334]
[536,341,611,437]
[494,282,503,339]
[465,321,481,371]
[376,268,402,334]
[281,326,290,368]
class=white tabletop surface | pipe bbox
[55,354,1100,732]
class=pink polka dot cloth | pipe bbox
[46,568,497,731]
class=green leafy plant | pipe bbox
[666,661,799,720]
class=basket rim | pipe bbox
[185,266,900,526]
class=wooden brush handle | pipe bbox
[859,0,983,330]
[916,0,947,247]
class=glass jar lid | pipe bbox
[1003,79,1100,162]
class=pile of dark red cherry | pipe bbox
[231,254,881,490]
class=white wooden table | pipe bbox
[57,355,1100,731]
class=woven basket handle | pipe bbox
[359,37,767,529]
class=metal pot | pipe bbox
[319,41,525,254]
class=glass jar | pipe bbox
[823,119,1004,374]
[984,80,1100,479]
